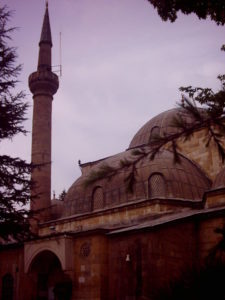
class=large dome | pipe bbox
[129,108,195,149]
[63,149,211,217]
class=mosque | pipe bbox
[1,3,225,300]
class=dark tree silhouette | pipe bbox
[0,6,32,241]
[148,0,225,25]
[58,189,67,201]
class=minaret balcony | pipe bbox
[29,70,59,96]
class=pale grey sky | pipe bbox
[1,0,225,196]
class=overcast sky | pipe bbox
[1,0,225,197]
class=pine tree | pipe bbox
[58,189,67,201]
[148,0,225,25]
[0,6,32,241]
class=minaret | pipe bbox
[29,2,59,219]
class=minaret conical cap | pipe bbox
[39,1,52,46]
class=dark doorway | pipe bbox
[29,250,72,300]
[2,273,14,300]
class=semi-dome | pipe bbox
[63,149,211,217]
[129,108,196,149]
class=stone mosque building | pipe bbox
[1,3,225,300]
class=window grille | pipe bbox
[80,242,91,258]
[149,173,166,198]
[92,187,104,210]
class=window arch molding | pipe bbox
[148,172,166,198]
[149,126,160,143]
[92,186,104,211]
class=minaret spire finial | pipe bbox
[39,0,52,47]
[37,1,52,71]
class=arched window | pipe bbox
[2,273,13,300]
[149,126,160,143]
[92,187,104,210]
[148,173,166,198]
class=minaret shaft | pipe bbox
[29,3,58,218]
[31,94,52,211]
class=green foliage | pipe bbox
[221,45,225,52]
[0,6,32,241]
[83,164,117,188]
[119,158,131,168]
[58,189,67,201]
[124,166,137,193]
[148,0,225,25]
[131,148,146,156]
[0,7,28,139]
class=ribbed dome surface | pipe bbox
[63,149,210,217]
[129,108,195,149]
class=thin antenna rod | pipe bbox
[59,32,62,77]
[51,33,62,76]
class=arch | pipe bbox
[25,237,74,274]
[26,246,64,274]
[148,173,166,198]
[29,250,62,273]
[92,186,104,210]
[28,250,72,300]
[2,273,13,300]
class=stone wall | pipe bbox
[0,212,224,299]
[108,221,197,299]
[107,213,225,299]
[178,129,222,181]
[0,245,28,300]
[39,200,188,237]
[72,234,108,300]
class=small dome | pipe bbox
[63,149,211,217]
[212,168,225,189]
[129,108,197,149]
[50,199,63,219]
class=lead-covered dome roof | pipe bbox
[63,149,211,217]
[129,108,195,149]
